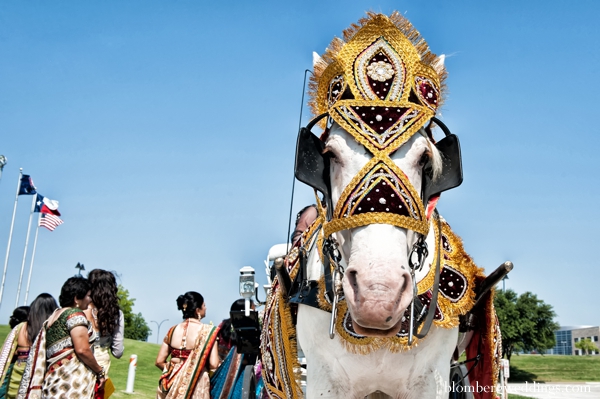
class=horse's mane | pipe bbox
[420,128,443,181]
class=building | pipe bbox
[549,326,600,355]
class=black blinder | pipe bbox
[423,117,464,203]
[294,113,331,198]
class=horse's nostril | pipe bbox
[347,270,358,287]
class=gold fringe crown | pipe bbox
[309,11,446,133]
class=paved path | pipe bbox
[508,383,600,399]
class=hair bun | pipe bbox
[176,295,186,311]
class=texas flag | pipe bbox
[33,194,61,216]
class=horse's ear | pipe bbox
[313,52,323,68]
[433,54,445,76]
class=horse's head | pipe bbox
[296,12,463,337]
[325,124,443,336]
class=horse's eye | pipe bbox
[418,152,430,167]
[323,148,338,160]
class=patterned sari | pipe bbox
[16,308,96,399]
[157,323,219,399]
[0,323,28,399]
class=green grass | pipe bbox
[508,354,600,383]
[0,324,162,398]
[108,338,162,398]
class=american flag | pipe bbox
[39,213,63,231]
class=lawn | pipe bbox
[508,354,600,383]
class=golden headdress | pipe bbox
[309,11,446,153]
[309,12,448,238]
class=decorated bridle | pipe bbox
[292,13,463,344]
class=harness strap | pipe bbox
[322,244,334,303]
[415,210,442,339]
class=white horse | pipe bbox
[296,124,457,399]
[261,12,504,399]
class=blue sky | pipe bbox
[1,1,598,342]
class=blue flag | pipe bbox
[18,175,36,195]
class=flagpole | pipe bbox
[15,195,36,307]
[24,213,41,305]
[0,168,23,310]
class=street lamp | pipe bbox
[502,275,509,293]
[239,266,256,316]
[75,263,85,277]
[151,319,169,344]
[562,340,567,355]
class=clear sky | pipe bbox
[0,1,598,342]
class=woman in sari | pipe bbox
[84,269,125,375]
[17,277,106,399]
[155,291,220,399]
[0,295,57,399]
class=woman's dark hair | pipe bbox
[176,291,204,319]
[88,269,120,337]
[27,293,58,344]
[9,306,30,329]
[59,277,91,307]
[218,318,235,347]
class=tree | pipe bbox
[494,289,559,360]
[127,313,152,341]
[117,285,151,341]
[575,338,599,355]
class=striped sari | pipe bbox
[157,323,219,399]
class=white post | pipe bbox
[15,195,36,307]
[125,354,137,393]
[502,358,509,399]
[23,214,41,305]
[0,169,23,310]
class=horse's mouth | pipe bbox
[352,318,403,337]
